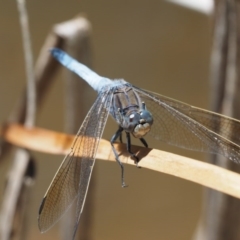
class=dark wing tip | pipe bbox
[38,196,47,215]
[38,196,47,232]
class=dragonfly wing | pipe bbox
[133,86,240,163]
[71,89,113,238]
[38,90,113,233]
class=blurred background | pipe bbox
[0,0,212,239]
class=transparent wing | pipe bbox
[133,86,240,163]
[38,90,113,233]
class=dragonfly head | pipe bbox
[126,109,153,138]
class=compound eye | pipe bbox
[140,110,153,125]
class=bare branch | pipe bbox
[16,0,36,127]
[0,14,94,240]
[0,1,37,239]
[2,123,240,200]
[193,1,240,239]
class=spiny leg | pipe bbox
[116,108,123,145]
[110,126,128,187]
[125,132,141,168]
[140,137,148,148]
[119,132,123,143]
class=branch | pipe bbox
[2,123,240,199]
[16,0,36,127]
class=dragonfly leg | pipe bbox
[119,132,123,143]
[125,132,141,168]
[139,137,148,148]
[111,127,128,187]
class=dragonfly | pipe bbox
[38,48,240,239]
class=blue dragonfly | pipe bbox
[38,48,240,239]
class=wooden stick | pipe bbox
[2,123,240,199]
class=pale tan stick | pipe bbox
[2,123,240,200]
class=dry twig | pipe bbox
[0,1,36,239]
[193,1,240,240]
[2,123,240,200]
[0,12,93,240]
